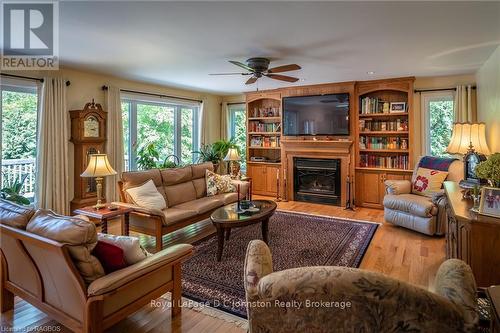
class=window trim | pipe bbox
[228,103,245,140]
[421,91,454,156]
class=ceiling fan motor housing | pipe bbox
[246,57,270,73]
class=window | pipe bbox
[228,103,246,170]
[122,95,200,171]
[0,79,39,202]
[422,92,454,157]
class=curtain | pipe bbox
[220,101,229,140]
[105,86,124,202]
[199,98,209,145]
[36,78,70,215]
[454,85,477,122]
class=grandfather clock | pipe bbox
[70,101,107,211]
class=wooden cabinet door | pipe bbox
[248,165,267,193]
[265,165,279,195]
[356,171,384,209]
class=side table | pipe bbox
[488,285,500,333]
[73,206,133,235]
[240,176,252,200]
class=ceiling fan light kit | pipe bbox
[211,57,301,85]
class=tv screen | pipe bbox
[283,93,350,136]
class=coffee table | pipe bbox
[210,200,277,261]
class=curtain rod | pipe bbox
[414,86,476,93]
[0,73,71,86]
[102,85,202,103]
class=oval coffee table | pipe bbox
[210,200,277,261]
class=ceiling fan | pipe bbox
[210,57,301,85]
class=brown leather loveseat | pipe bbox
[116,162,249,251]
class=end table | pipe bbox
[240,176,252,200]
[73,205,133,235]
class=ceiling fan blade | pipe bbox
[209,73,249,76]
[245,76,258,85]
[267,64,301,73]
[266,74,299,83]
[229,60,255,73]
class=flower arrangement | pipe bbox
[475,153,500,187]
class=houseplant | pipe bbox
[136,143,180,170]
[193,139,240,173]
[1,174,30,205]
[475,153,500,187]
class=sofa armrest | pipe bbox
[434,259,478,326]
[384,179,412,195]
[244,240,273,300]
[232,179,250,198]
[87,244,193,296]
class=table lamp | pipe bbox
[446,122,491,186]
[224,148,241,179]
[81,153,117,209]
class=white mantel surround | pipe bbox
[280,139,354,206]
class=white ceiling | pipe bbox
[57,1,500,95]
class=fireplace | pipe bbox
[293,158,341,205]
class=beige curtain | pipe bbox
[36,78,70,215]
[105,86,124,202]
[220,101,229,140]
[454,85,477,122]
[199,99,209,145]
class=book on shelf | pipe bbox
[248,121,281,133]
[359,119,408,132]
[360,154,409,169]
[249,135,280,148]
[359,136,408,150]
[361,97,388,114]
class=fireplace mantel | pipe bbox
[280,139,354,205]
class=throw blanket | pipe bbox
[418,156,458,171]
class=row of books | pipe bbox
[359,119,408,132]
[248,122,281,133]
[360,97,388,114]
[250,135,281,148]
[360,154,409,169]
[360,136,408,150]
[250,107,280,118]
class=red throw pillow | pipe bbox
[92,240,127,273]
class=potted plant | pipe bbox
[475,153,500,187]
[193,143,221,172]
[136,143,180,170]
[1,174,30,205]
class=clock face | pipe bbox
[84,116,99,138]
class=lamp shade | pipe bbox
[446,122,491,155]
[81,154,117,177]
[223,148,241,161]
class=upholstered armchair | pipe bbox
[383,157,463,235]
[244,240,478,333]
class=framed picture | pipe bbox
[479,187,500,218]
[390,102,406,113]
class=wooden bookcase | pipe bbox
[245,91,282,196]
[354,77,415,208]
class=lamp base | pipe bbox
[94,201,106,210]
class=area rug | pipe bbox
[181,210,378,318]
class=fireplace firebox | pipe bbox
[293,158,341,205]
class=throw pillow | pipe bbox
[126,179,167,210]
[206,170,235,196]
[98,233,148,265]
[92,241,127,274]
[412,167,449,197]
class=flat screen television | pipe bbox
[283,93,350,136]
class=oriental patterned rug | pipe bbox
[181,210,378,318]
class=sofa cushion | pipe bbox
[193,178,207,198]
[121,169,167,204]
[174,197,223,214]
[161,166,192,186]
[411,167,449,197]
[26,210,105,284]
[162,207,198,225]
[191,162,214,179]
[164,181,197,206]
[383,194,438,218]
[0,199,35,229]
[125,179,167,210]
[92,241,127,274]
[97,233,148,265]
[206,170,235,196]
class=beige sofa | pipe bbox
[383,157,463,235]
[0,199,193,333]
[117,162,249,252]
[244,240,478,333]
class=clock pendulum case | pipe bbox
[70,101,107,211]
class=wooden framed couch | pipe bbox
[116,162,249,252]
[0,199,193,333]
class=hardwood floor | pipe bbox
[1,198,445,332]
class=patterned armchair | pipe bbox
[244,240,478,333]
